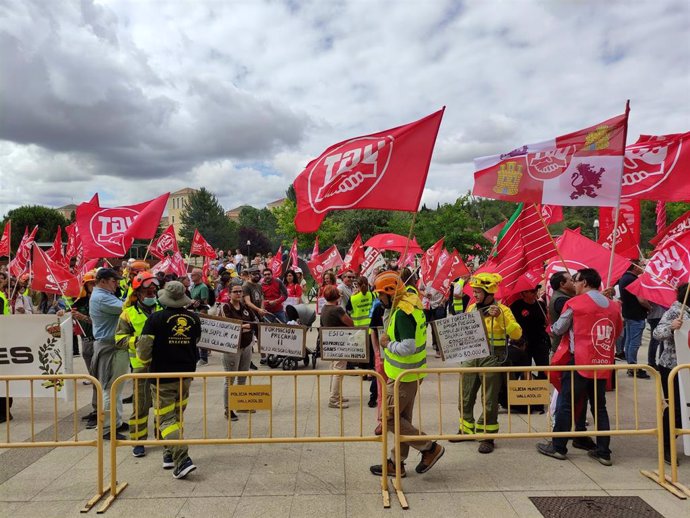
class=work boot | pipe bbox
[416,442,445,473]
[478,440,495,454]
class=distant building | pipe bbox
[266,198,287,210]
[56,204,77,221]
[226,205,251,222]
[167,188,197,239]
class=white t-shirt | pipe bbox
[234,253,243,265]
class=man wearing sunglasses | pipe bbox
[338,270,355,310]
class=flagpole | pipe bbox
[532,203,570,273]
[142,236,155,262]
[606,100,631,288]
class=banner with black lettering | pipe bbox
[0,315,74,400]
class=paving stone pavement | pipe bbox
[1,325,689,517]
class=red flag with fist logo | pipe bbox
[190,229,216,258]
[149,225,180,260]
[293,109,445,232]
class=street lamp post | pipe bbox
[593,218,600,242]
[246,240,251,265]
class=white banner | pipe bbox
[673,321,690,456]
[0,314,73,400]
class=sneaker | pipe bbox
[132,445,146,457]
[477,440,495,454]
[367,397,377,408]
[122,395,133,404]
[162,453,174,469]
[588,450,612,466]
[328,401,349,409]
[85,417,97,430]
[173,457,197,479]
[536,442,567,460]
[572,437,597,451]
[225,410,238,421]
[250,361,258,370]
[103,432,126,441]
[416,442,445,473]
[196,359,208,367]
[81,411,97,421]
[370,459,405,478]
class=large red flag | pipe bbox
[311,236,320,260]
[307,245,344,284]
[342,233,365,273]
[431,249,470,297]
[64,222,84,271]
[190,229,216,258]
[152,251,188,277]
[288,238,299,270]
[269,246,283,277]
[45,226,65,265]
[31,245,80,298]
[540,204,564,225]
[420,238,444,284]
[482,220,506,243]
[598,199,640,259]
[626,229,690,307]
[621,132,690,200]
[651,209,690,247]
[9,226,38,276]
[0,221,10,257]
[149,225,180,260]
[294,108,445,232]
[474,109,629,207]
[76,193,169,258]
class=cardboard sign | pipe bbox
[507,380,551,406]
[229,384,272,411]
[432,311,490,363]
[258,323,306,357]
[0,314,74,400]
[319,327,370,363]
[198,315,242,354]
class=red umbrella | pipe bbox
[364,233,424,254]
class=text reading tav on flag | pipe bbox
[229,385,272,411]
[508,380,551,406]
[432,311,490,363]
[198,315,242,354]
[258,323,306,357]
[319,327,370,363]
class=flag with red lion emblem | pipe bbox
[473,107,629,207]
[293,108,445,232]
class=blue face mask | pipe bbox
[142,297,157,307]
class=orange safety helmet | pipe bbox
[82,271,97,284]
[129,260,150,273]
[132,271,159,290]
[373,270,405,296]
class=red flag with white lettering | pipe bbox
[420,238,444,284]
[342,233,365,274]
[31,245,80,298]
[64,222,84,271]
[152,251,188,278]
[621,132,690,201]
[149,225,180,260]
[190,229,216,258]
[289,238,299,270]
[0,221,10,257]
[294,108,445,232]
[76,193,169,258]
[311,236,320,261]
[9,226,38,276]
[625,229,690,307]
[307,245,344,284]
[651,209,690,247]
[269,246,283,278]
[431,249,470,297]
[45,226,65,266]
[482,220,506,243]
[598,199,640,259]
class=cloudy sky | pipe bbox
[1,0,688,217]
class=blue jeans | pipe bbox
[624,319,646,365]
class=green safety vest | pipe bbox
[384,306,427,382]
[115,303,161,368]
[452,279,465,313]
[406,285,418,296]
[0,292,10,315]
[61,296,74,309]
[350,291,374,327]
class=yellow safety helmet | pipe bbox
[469,273,502,294]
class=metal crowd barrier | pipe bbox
[0,374,106,512]
[97,369,389,513]
[662,364,690,497]
[390,364,680,508]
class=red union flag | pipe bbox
[307,245,344,284]
[294,108,445,232]
[431,249,469,297]
[269,246,283,277]
[64,222,84,270]
[31,245,80,298]
[473,108,629,206]
[651,209,690,247]
[540,204,563,225]
[46,226,65,265]
[288,238,299,270]
[0,221,10,257]
[482,220,506,243]
[152,251,187,278]
[621,132,690,200]
[342,233,365,273]
[76,193,169,258]
[149,225,180,260]
[190,229,216,258]
[361,247,385,278]
[311,236,320,260]
[9,226,38,276]
[420,238,444,284]
[626,229,690,307]
[598,199,640,259]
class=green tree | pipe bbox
[178,188,238,252]
[1,205,68,250]
[271,199,344,251]
[238,207,278,248]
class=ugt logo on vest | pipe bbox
[591,318,615,359]
[89,208,139,256]
[307,136,394,213]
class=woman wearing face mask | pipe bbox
[114,271,162,458]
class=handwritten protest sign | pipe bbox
[319,327,369,363]
[432,311,490,363]
[198,315,242,354]
[258,323,306,357]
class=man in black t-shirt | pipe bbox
[137,281,201,480]
[617,262,651,378]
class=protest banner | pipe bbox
[198,315,242,354]
[0,315,74,400]
[319,327,370,363]
[431,311,490,363]
[258,323,306,357]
